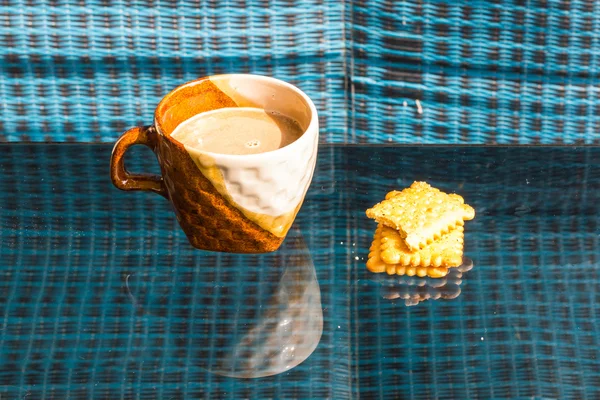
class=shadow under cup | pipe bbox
[110,74,319,253]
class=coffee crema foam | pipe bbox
[171,107,304,155]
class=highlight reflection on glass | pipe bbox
[373,258,474,306]
[199,231,323,378]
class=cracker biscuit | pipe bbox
[366,181,474,251]
[367,226,453,278]
[380,224,464,268]
[385,190,403,200]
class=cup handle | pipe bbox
[110,125,168,198]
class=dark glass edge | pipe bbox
[2,142,600,148]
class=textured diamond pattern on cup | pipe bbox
[217,134,317,217]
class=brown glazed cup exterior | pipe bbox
[110,74,319,253]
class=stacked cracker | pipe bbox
[366,182,475,278]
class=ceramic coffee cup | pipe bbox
[110,74,318,253]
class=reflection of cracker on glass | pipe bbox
[366,181,474,251]
[381,285,462,306]
[380,224,464,268]
[367,226,452,278]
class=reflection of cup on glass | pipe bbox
[119,229,321,378]
[374,258,474,306]
[110,74,319,253]
[195,231,322,378]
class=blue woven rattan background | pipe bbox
[346,0,600,144]
[0,0,346,143]
[1,145,599,398]
[346,146,600,398]
[1,1,600,143]
[0,144,347,398]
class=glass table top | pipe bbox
[1,144,599,399]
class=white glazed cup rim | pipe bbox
[156,74,318,164]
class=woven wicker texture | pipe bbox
[1,1,600,143]
[346,146,600,398]
[0,144,346,398]
[0,0,345,143]
[347,0,600,144]
[1,145,599,398]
